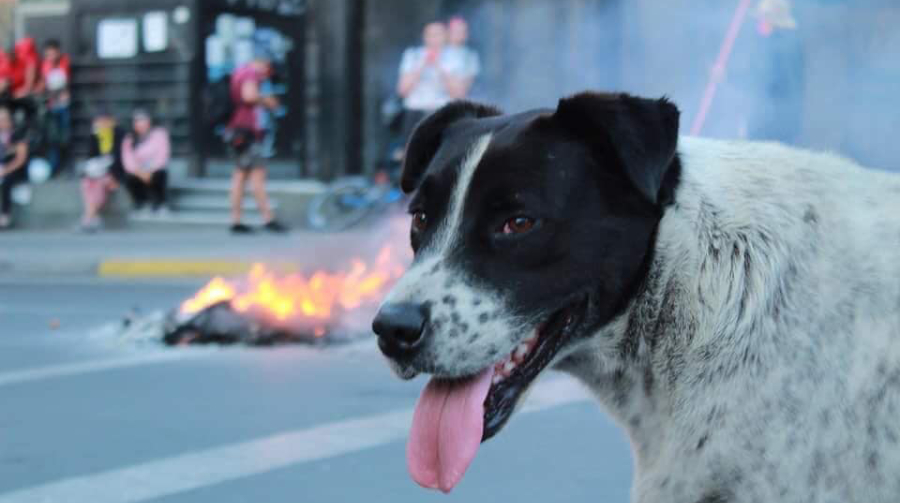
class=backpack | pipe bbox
[204,76,234,131]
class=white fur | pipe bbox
[430,133,493,255]
[555,137,900,502]
[383,133,900,501]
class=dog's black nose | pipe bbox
[373,303,429,358]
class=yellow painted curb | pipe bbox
[97,260,303,278]
[98,261,251,278]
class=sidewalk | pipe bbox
[0,226,403,279]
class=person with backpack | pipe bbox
[206,76,234,138]
[224,50,287,235]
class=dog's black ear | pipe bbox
[551,92,680,205]
[401,101,502,193]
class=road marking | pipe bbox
[0,377,592,503]
[97,260,256,278]
[0,338,379,389]
[0,352,210,388]
[96,260,311,278]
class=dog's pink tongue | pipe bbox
[407,368,494,493]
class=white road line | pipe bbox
[0,339,379,389]
[0,377,593,503]
[0,352,209,388]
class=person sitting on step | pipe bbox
[121,109,170,216]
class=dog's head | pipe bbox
[372,92,680,492]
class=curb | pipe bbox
[96,260,302,278]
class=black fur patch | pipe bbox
[402,92,681,350]
[549,92,680,205]
[377,91,684,443]
[401,101,502,193]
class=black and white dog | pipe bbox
[372,92,900,502]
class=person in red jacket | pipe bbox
[8,38,39,122]
[0,48,10,100]
[37,39,71,173]
[10,38,38,98]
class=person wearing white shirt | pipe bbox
[443,16,481,100]
[397,22,459,146]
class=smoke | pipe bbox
[384,0,898,170]
[451,0,625,111]
[236,210,413,339]
[316,211,413,337]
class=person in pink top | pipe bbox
[121,109,170,214]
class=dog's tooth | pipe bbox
[503,361,516,373]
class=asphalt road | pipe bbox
[0,279,633,502]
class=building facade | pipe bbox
[14,0,900,179]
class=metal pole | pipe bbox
[690,0,753,136]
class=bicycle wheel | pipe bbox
[307,178,376,231]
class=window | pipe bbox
[97,18,138,59]
[142,11,169,53]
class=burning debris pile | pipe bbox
[163,244,408,346]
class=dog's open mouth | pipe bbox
[484,301,585,440]
[407,298,586,493]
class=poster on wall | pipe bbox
[97,18,138,59]
[143,11,169,52]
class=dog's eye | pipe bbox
[411,211,428,233]
[500,216,535,235]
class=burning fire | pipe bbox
[180,235,410,337]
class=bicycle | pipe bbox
[306,172,405,232]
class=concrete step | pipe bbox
[166,179,324,229]
[202,159,306,180]
[169,194,279,213]
[170,179,326,196]
[127,211,269,230]
[15,178,324,231]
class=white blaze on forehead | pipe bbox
[380,133,492,307]
[430,133,493,255]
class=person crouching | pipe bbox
[122,109,170,215]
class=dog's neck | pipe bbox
[553,248,685,462]
[554,158,794,462]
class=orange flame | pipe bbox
[180,237,410,337]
